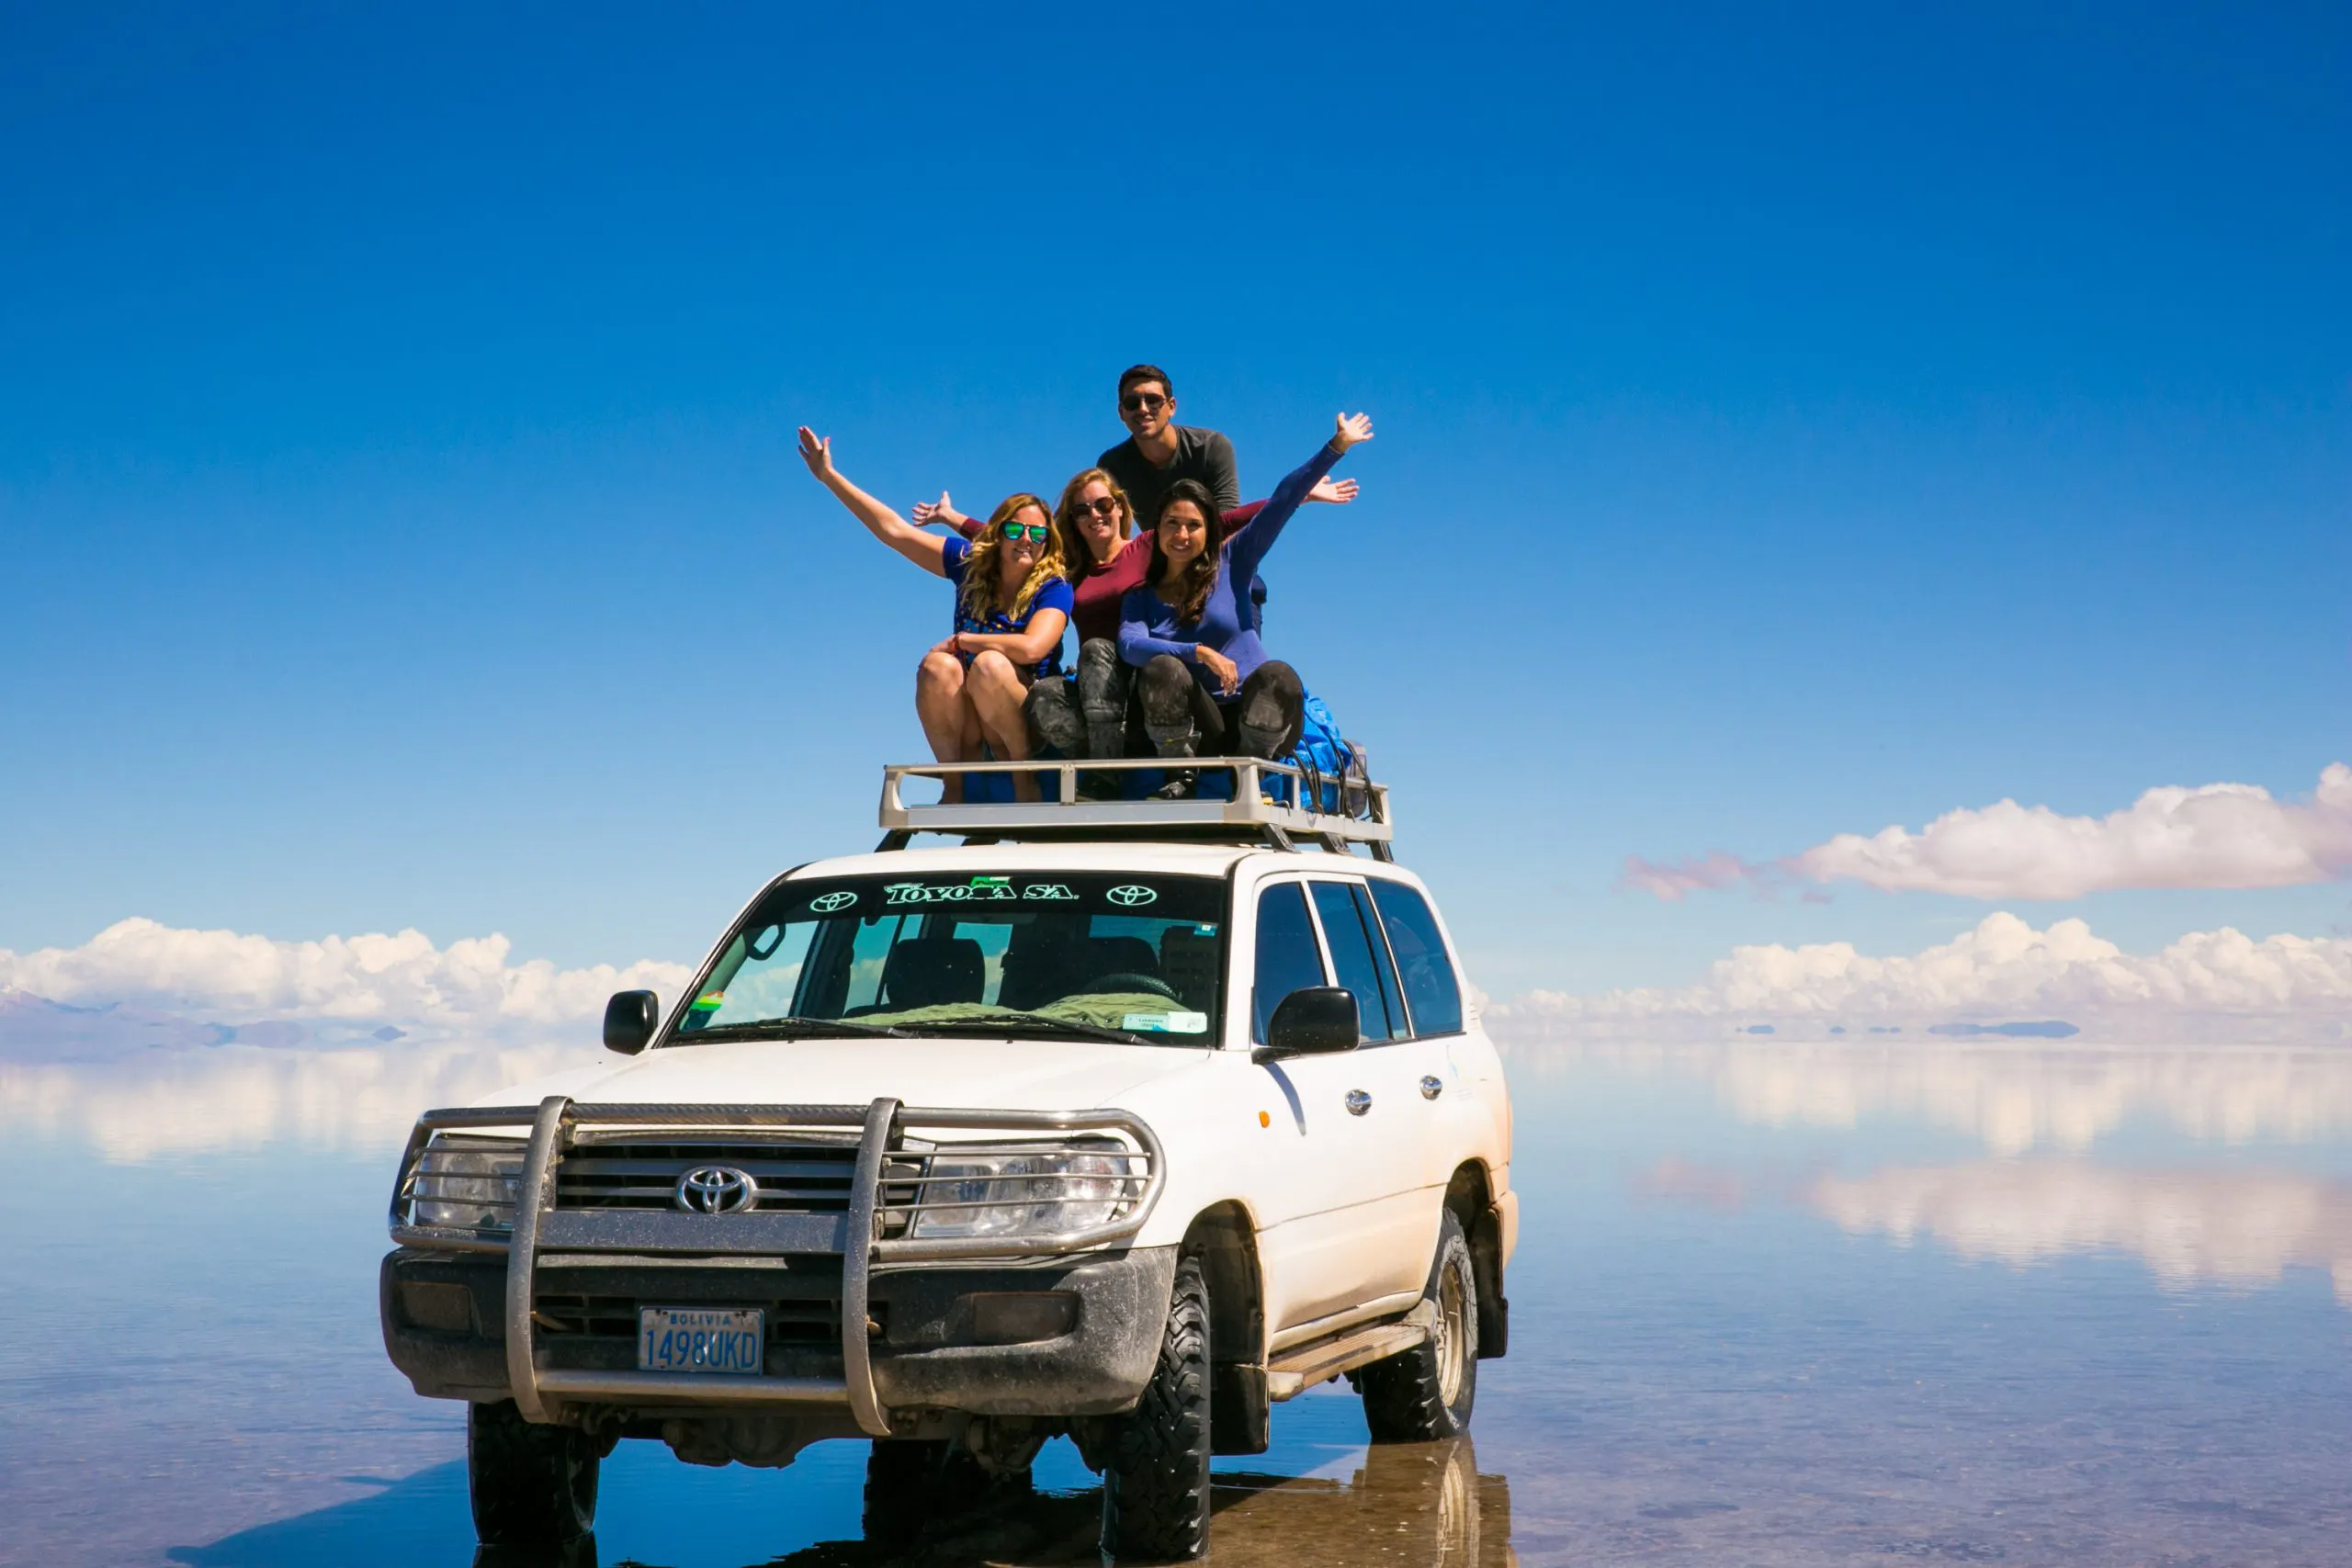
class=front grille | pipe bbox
[553,1137,923,1231]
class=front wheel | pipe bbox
[467,1400,600,1547]
[1100,1253,1213,1561]
[1356,1207,1478,1441]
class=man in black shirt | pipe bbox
[1097,365,1239,528]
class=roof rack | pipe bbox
[877,758,1395,859]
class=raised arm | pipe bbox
[1224,412,1374,580]
[796,427,948,576]
[912,491,984,540]
[1220,476,1358,551]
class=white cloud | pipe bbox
[1495,911,2352,1041]
[0,917,693,1030]
[1626,762,2352,901]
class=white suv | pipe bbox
[379,760,1518,1561]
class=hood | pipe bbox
[473,1035,1212,1118]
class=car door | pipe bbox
[1298,876,1452,1304]
[1243,876,1415,1336]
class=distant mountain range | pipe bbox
[0,987,403,1063]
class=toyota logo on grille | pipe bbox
[675,1166,759,1214]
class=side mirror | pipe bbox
[1258,987,1360,1060]
[604,989,660,1055]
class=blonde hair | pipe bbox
[957,493,1069,625]
[1052,467,1135,581]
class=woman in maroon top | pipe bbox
[918,467,1357,773]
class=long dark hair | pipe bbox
[1147,479,1225,624]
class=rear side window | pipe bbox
[1369,882,1464,1035]
[1252,883,1329,1043]
[1309,882,1403,1042]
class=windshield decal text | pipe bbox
[882,880,1080,906]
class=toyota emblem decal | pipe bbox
[1105,884,1158,907]
[675,1166,760,1214]
[808,890,857,912]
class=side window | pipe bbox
[1251,883,1329,1043]
[1308,882,1402,1043]
[1368,882,1464,1036]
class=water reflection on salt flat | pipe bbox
[1811,1158,2352,1303]
[12,1034,2352,1565]
[1510,1036,2352,1153]
[0,1040,601,1159]
[175,1428,1514,1568]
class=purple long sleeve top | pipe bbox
[1116,439,1346,690]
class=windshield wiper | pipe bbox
[673,1017,914,1043]
[898,1011,1167,1047]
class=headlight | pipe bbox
[406,1134,526,1233]
[910,1145,1140,1239]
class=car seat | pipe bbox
[1157,925,1220,1012]
[879,937,986,1010]
[1084,935,1159,987]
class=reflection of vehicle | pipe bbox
[379,759,1517,1561]
[1212,1437,1517,1568]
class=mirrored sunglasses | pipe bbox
[999,521,1052,543]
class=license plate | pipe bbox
[638,1307,764,1375]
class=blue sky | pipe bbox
[4,2,2347,1001]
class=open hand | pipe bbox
[1306,477,1360,506]
[1331,412,1374,453]
[796,427,837,481]
[911,491,956,525]
[1196,646,1240,695]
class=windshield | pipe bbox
[672,872,1228,1045]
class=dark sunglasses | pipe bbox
[1077,495,1122,518]
[1120,392,1169,413]
[999,521,1052,543]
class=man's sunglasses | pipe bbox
[999,521,1052,543]
[1120,392,1169,413]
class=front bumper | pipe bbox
[380,1094,1171,1427]
[382,1245,1175,1416]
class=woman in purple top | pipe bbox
[797,426,1070,802]
[1118,412,1374,795]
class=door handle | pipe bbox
[1420,1075,1443,1100]
[1344,1089,1372,1116]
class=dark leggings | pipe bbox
[1023,638,1133,760]
[1135,654,1305,761]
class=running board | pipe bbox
[1264,1301,1437,1401]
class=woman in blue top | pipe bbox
[1118,412,1374,796]
[798,426,1071,801]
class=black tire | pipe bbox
[861,1438,1000,1551]
[1100,1253,1213,1562]
[1357,1208,1478,1441]
[467,1399,599,1548]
